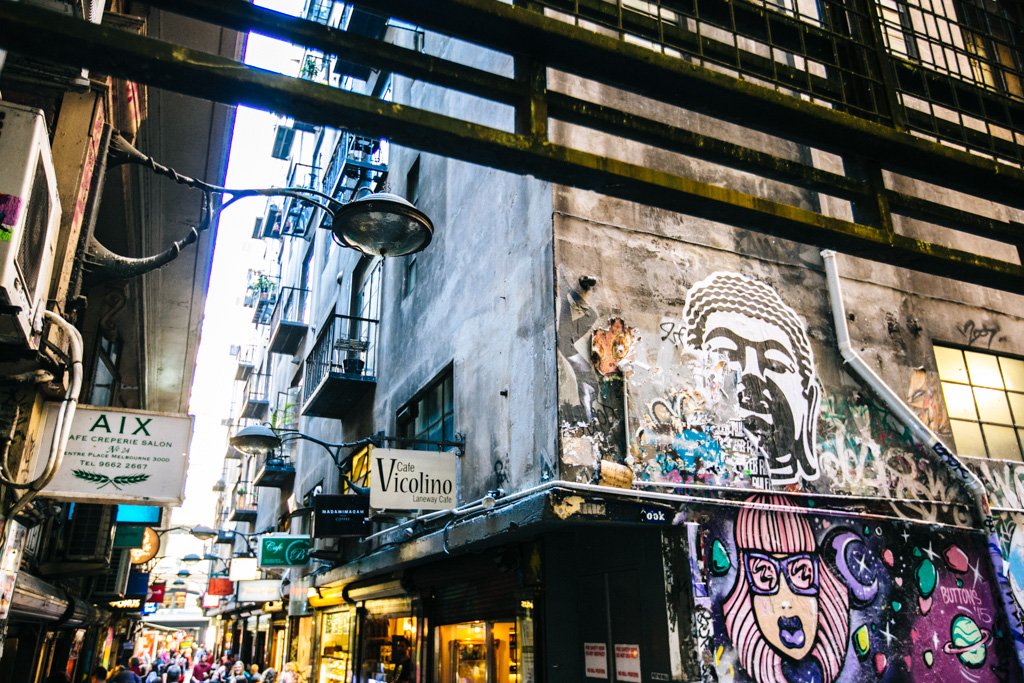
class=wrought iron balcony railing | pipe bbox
[302,314,379,418]
[242,373,270,420]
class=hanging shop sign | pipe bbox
[201,593,220,609]
[258,535,311,568]
[126,570,149,598]
[32,405,193,505]
[130,527,161,564]
[113,526,146,549]
[206,577,233,596]
[236,579,282,603]
[313,494,370,538]
[369,447,457,511]
[147,581,165,603]
[141,602,158,615]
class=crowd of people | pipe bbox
[44,649,302,683]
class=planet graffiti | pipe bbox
[831,531,879,603]
[711,539,731,576]
[916,558,937,598]
[942,614,992,669]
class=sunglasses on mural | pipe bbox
[744,552,819,596]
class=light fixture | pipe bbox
[190,525,218,541]
[97,133,435,281]
[181,553,202,565]
[230,424,282,456]
[330,192,433,257]
[177,569,191,578]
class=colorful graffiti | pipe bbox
[697,496,1012,683]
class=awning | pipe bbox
[9,571,107,627]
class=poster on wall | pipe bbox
[614,644,641,682]
[32,405,193,505]
[369,447,456,511]
[584,643,608,679]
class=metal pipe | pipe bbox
[0,311,83,547]
[820,249,1024,668]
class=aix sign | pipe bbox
[258,535,311,568]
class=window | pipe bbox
[398,368,454,448]
[403,158,421,298]
[934,345,1024,460]
[435,621,521,683]
[89,335,122,406]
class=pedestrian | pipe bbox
[192,652,213,681]
[90,667,107,683]
[249,663,263,682]
[261,667,277,683]
[226,660,249,683]
[278,662,298,683]
[162,657,183,683]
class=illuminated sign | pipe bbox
[130,527,160,564]
[109,598,142,609]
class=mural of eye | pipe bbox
[787,556,816,592]
[747,555,779,594]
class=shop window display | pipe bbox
[435,621,520,683]
[359,613,418,682]
[319,609,354,682]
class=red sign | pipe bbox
[146,582,165,603]
[207,577,234,596]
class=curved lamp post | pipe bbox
[230,424,371,495]
[89,133,434,281]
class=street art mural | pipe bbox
[694,495,1012,683]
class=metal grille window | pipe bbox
[397,369,455,447]
[934,345,1024,460]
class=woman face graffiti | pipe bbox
[746,551,820,659]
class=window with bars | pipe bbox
[933,344,1024,460]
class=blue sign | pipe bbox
[141,602,157,615]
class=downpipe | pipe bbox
[1,311,83,546]
[821,250,1024,670]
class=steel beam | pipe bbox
[1,1,1023,292]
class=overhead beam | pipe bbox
[0,2,1022,293]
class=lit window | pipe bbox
[934,345,1024,460]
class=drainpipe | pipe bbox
[821,250,1024,668]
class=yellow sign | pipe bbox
[130,527,160,564]
[109,598,141,609]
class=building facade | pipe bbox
[0,2,239,680]
[178,1,1024,682]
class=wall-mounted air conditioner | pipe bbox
[0,101,61,349]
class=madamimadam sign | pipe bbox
[32,405,192,505]
[370,447,457,511]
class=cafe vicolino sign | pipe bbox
[31,405,193,505]
[370,447,457,511]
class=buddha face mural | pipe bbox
[723,495,850,683]
[683,272,822,484]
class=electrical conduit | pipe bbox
[821,249,1024,670]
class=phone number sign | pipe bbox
[33,404,193,505]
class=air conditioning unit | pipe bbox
[94,548,132,598]
[0,101,61,349]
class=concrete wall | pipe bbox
[548,75,1024,682]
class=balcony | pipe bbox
[280,163,320,237]
[322,133,388,217]
[235,345,256,382]
[230,484,258,523]
[215,530,235,545]
[241,373,270,420]
[245,273,279,326]
[268,287,310,356]
[302,314,378,418]
[254,453,296,489]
